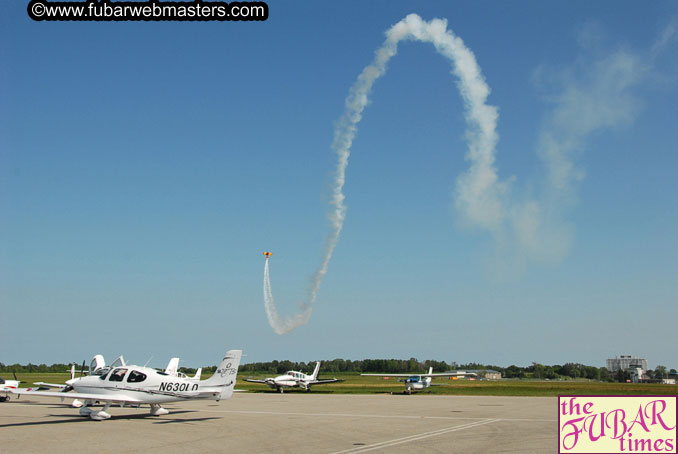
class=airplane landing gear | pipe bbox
[150,404,169,416]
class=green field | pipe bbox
[11,372,678,397]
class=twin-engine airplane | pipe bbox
[244,361,343,393]
[12,349,242,420]
[361,367,462,394]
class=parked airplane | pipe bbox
[361,367,468,394]
[33,355,201,408]
[12,349,242,420]
[0,374,21,402]
[244,361,343,393]
[164,358,202,381]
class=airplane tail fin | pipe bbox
[192,368,202,380]
[203,350,242,400]
[311,361,321,380]
[165,358,180,375]
[428,367,433,375]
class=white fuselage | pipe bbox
[266,371,312,390]
[68,366,223,404]
[1,379,20,391]
[403,376,432,391]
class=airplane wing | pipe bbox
[11,388,142,403]
[13,387,223,402]
[33,382,68,389]
[360,373,414,377]
[421,373,478,377]
[361,373,471,378]
[242,379,270,384]
[309,378,344,384]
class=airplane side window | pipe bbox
[99,371,110,380]
[109,368,128,382]
[127,371,147,383]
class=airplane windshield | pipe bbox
[92,367,110,376]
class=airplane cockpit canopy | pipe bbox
[109,356,126,369]
[90,354,106,375]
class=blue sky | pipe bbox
[1,1,677,370]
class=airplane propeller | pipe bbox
[12,371,26,384]
[80,360,86,378]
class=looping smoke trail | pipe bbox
[263,14,501,334]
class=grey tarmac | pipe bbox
[0,393,556,453]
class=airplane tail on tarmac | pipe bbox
[311,361,321,381]
[165,358,180,375]
[203,350,242,400]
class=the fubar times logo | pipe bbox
[559,395,677,453]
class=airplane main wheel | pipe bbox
[0,396,7,402]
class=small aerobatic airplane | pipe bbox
[361,367,466,394]
[12,349,242,420]
[244,361,343,393]
[0,374,22,402]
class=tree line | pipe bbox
[2,359,675,383]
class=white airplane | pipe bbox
[361,367,470,394]
[0,374,21,402]
[33,355,200,407]
[164,358,202,381]
[12,349,242,420]
[244,361,343,393]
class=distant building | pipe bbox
[446,370,502,380]
[606,355,648,372]
[629,368,645,383]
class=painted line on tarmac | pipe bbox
[327,419,500,453]
[193,408,555,422]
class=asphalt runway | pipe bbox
[0,393,556,453]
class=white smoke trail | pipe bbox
[263,15,659,333]
[263,14,503,334]
[263,258,311,335]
